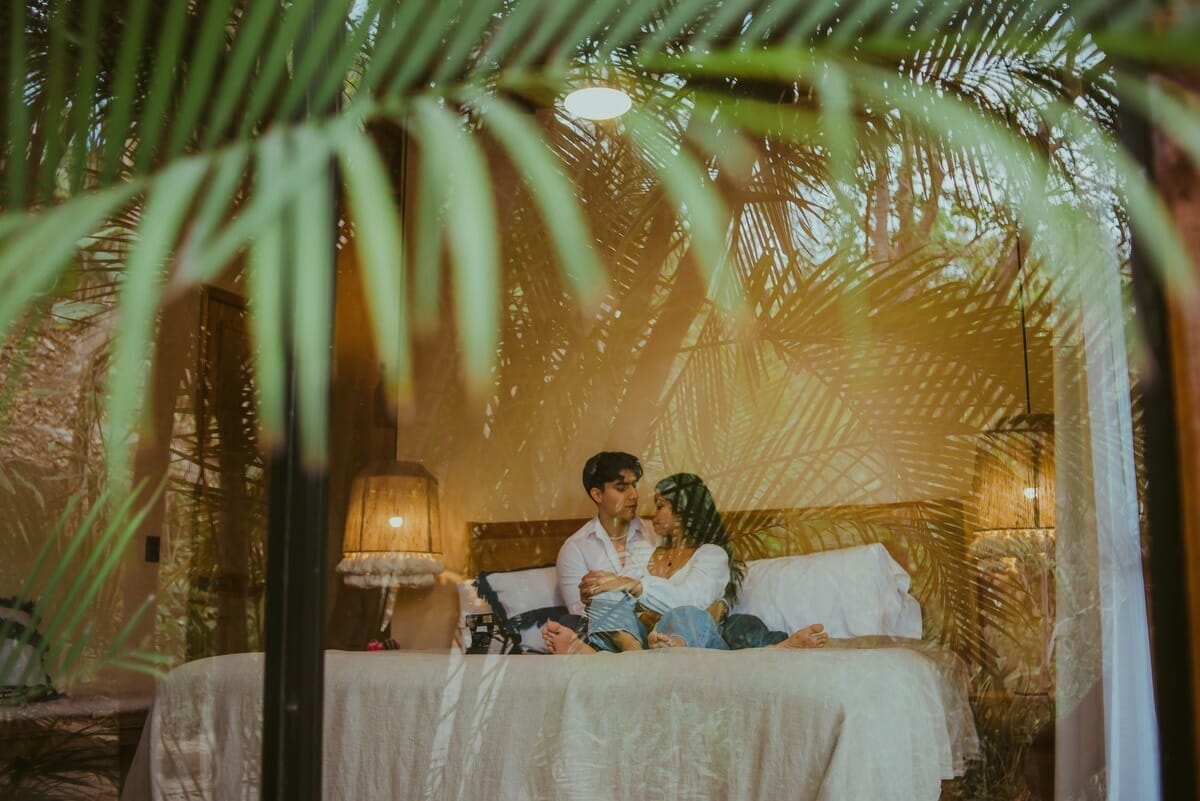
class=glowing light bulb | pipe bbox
[389,516,404,527]
[1022,487,1037,499]
[563,87,632,121]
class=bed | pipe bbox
[122,500,981,801]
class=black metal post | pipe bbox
[1122,85,1197,801]
[260,3,338,801]
[261,348,329,801]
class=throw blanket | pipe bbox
[124,639,978,801]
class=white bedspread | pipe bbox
[123,639,978,801]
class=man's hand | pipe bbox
[579,570,639,603]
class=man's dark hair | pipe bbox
[582,451,643,494]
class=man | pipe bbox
[556,451,655,618]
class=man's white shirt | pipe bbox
[556,516,655,616]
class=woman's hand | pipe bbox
[579,570,641,603]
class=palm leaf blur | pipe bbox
[1,0,1194,464]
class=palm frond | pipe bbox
[0,0,1195,476]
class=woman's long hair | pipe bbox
[655,473,746,605]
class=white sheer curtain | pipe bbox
[1054,246,1160,801]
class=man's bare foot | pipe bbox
[647,631,687,649]
[542,621,595,654]
[775,623,829,649]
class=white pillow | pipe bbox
[474,566,565,654]
[731,543,922,639]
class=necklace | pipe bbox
[609,532,630,569]
[658,544,686,572]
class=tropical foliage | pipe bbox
[2,0,1196,468]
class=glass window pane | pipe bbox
[6,5,1191,801]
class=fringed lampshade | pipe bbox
[337,461,444,589]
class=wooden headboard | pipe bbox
[468,499,975,655]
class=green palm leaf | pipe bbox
[338,127,413,400]
[411,97,501,393]
[107,156,212,484]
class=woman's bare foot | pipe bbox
[775,623,829,649]
[542,621,595,654]
[647,631,687,649]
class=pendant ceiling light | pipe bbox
[968,233,1056,695]
[971,234,1054,544]
[562,85,632,121]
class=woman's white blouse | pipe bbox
[637,543,730,616]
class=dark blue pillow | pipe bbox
[475,566,567,654]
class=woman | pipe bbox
[542,473,828,653]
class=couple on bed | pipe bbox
[541,451,829,655]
